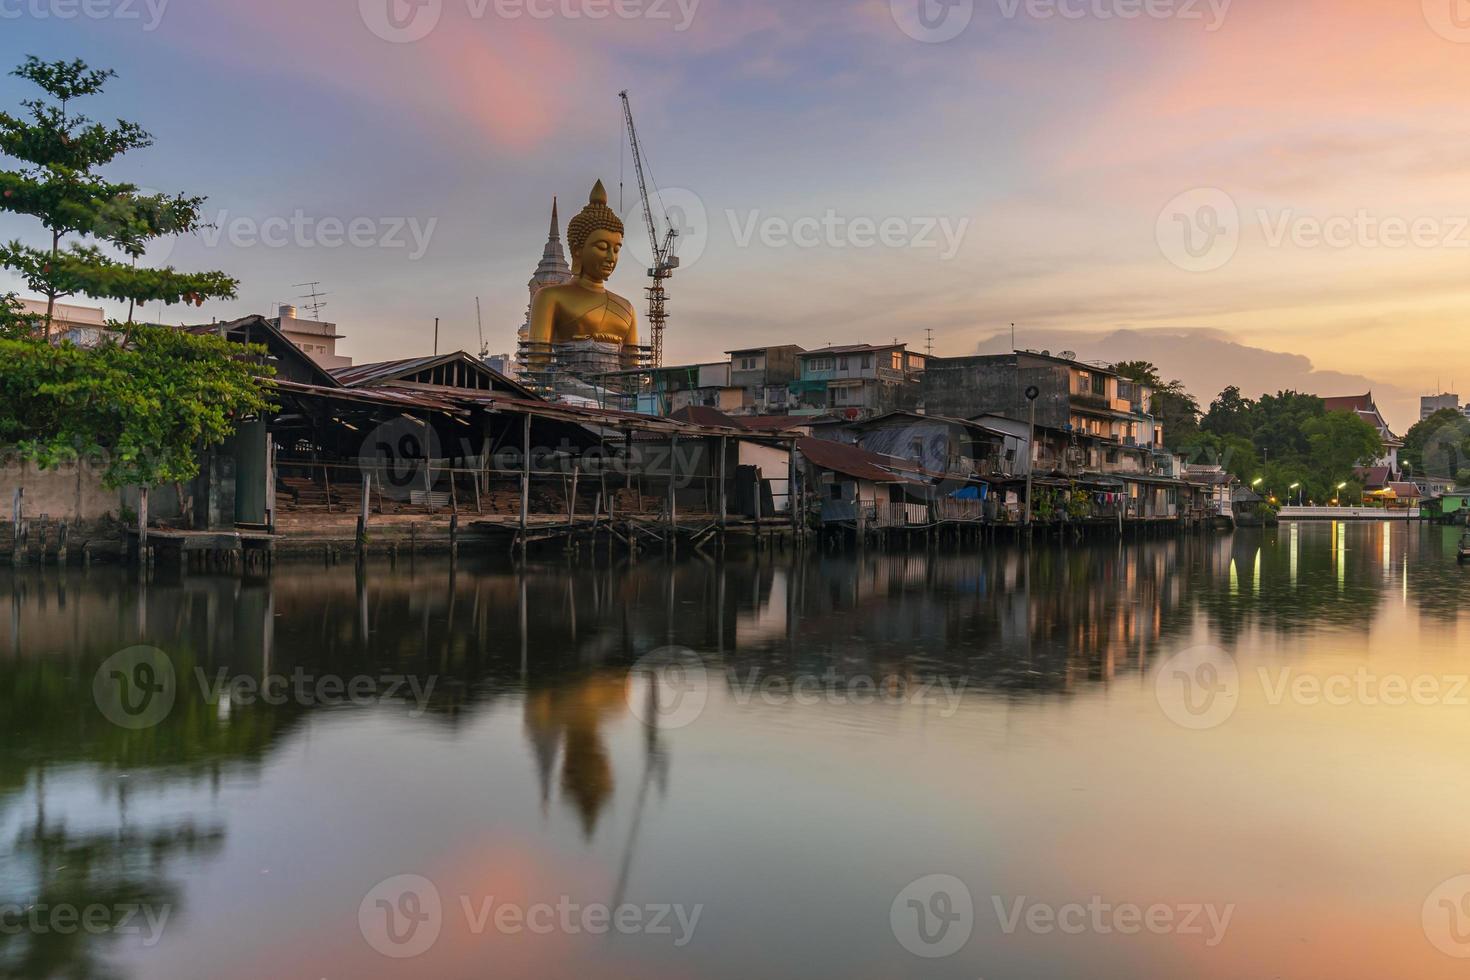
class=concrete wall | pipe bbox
[922,355,1071,429]
[0,458,122,521]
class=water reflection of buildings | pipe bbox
[1,525,1461,973]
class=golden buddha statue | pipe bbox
[529,180,640,369]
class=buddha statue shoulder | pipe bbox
[529,180,640,362]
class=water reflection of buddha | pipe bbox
[528,180,640,369]
[524,675,628,838]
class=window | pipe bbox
[891,352,902,371]
[739,357,758,371]
[839,356,849,371]
[861,354,872,369]
[830,484,843,501]
[807,357,835,372]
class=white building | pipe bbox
[18,298,111,345]
[276,305,351,370]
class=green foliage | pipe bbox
[0,56,237,332]
[1192,386,1385,502]
[0,325,274,488]
[1201,385,1254,439]
[0,292,40,338]
[1111,360,1201,450]
[1402,408,1470,480]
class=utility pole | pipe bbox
[1024,385,1040,526]
[434,317,440,356]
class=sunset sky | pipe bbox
[4,0,1470,430]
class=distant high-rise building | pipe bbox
[1422,392,1461,420]
[515,199,573,373]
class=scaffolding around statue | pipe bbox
[517,339,653,409]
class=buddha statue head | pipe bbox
[566,180,624,284]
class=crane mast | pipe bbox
[619,90,679,369]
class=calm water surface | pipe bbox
[5,523,1470,979]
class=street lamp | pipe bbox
[1290,482,1302,506]
[1337,481,1348,507]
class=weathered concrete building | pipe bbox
[790,343,926,420]
[727,345,805,415]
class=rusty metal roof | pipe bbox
[270,379,468,414]
[797,436,922,484]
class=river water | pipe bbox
[4,522,1470,979]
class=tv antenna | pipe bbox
[295,281,328,320]
[925,327,934,359]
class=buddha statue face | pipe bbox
[576,228,622,284]
[565,180,626,287]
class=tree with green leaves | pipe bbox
[0,323,273,488]
[0,56,236,334]
[1401,408,1470,482]
[1112,360,1201,450]
[1201,385,1254,439]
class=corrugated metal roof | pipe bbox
[270,379,468,414]
[331,351,541,401]
[797,436,929,484]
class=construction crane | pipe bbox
[619,90,679,369]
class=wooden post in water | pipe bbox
[137,486,149,567]
[718,436,728,529]
[10,488,21,566]
[358,474,371,555]
[667,435,679,548]
[788,440,799,538]
[569,463,580,527]
[520,412,531,556]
